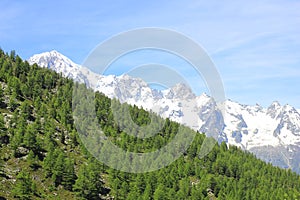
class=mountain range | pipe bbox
[28,50,300,173]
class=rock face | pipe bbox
[29,51,300,174]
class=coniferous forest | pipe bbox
[0,49,300,199]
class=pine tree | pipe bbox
[62,158,76,191]
[12,171,35,200]
[43,143,55,177]
[177,178,190,198]
[10,50,16,61]
[153,184,166,200]
[220,141,228,152]
[11,129,24,151]
[0,114,7,144]
[27,150,38,170]
[52,151,65,186]
[119,181,129,199]
[0,85,4,106]
[74,160,104,199]
[0,154,4,176]
[142,184,152,200]
[44,118,57,148]
[70,129,79,147]
[86,159,104,198]
[19,100,31,121]
[23,124,38,152]
[73,164,89,199]
[8,91,18,111]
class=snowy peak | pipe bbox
[28,50,79,70]
[271,101,281,108]
[28,51,95,87]
[267,101,282,118]
[164,83,196,100]
[28,50,300,173]
[27,50,300,148]
[28,50,88,83]
[196,93,214,105]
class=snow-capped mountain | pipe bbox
[28,50,300,173]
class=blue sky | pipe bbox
[1,0,300,108]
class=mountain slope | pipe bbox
[28,50,300,173]
[1,49,300,199]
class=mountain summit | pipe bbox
[28,50,300,173]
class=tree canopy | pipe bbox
[0,49,299,199]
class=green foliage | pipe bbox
[26,150,39,170]
[52,150,66,187]
[0,49,299,199]
[62,158,76,191]
[8,92,18,111]
[12,171,36,200]
[0,114,7,144]
[0,114,4,129]
[73,159,104,199]
[42,143,55,177]
[23,124,38,151]
[73,164,89,198]
[0,85,4,106]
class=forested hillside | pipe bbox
[0,49,300,199]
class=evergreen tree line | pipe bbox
[0,49,299,199]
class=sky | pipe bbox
[1,0,300,108]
